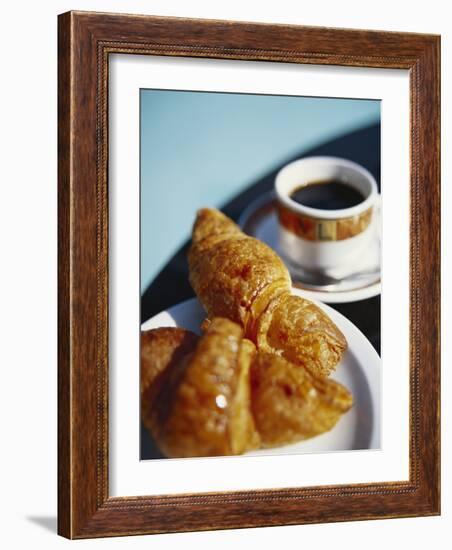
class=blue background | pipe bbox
[140,90,380,293]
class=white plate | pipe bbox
[141,288,381,457]
[239,192,381,303]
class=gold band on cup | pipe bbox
[277,203,373,242]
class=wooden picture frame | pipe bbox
[58,10,440,539]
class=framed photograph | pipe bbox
[58,11,440,538]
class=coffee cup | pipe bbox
[275,156,379,273]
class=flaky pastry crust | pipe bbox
[251,352,353,447]
[141,320,260,458]
[188,208,347,376]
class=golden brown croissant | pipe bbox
[188,208,346,376]
[251,352,353,447]
[140,327,199,437]
[141,319,352,458]
[141,319,260,458]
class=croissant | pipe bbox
[188,208,347,376]
[251,352,353,447]
[141,319,353,458]
[140,327,199,436]
[141,318,260,458]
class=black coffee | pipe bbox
[289,180,365,210]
